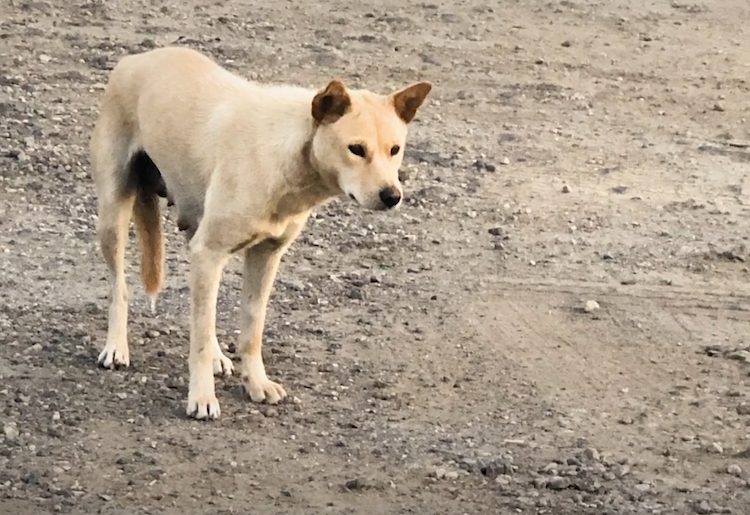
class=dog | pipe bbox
[88,47,431,420]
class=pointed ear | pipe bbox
[312,80,351,124]
[391,81,432,123]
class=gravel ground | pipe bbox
[1,0,749,513]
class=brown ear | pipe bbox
[312,80,351,124]
[391,81,432,123]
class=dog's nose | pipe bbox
[379,187,401,209]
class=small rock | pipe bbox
[547,476,569,490]
[4,423,19,443]
[346,288,364,300]
[712,103,725,112]
[561,184,571,193]
[444,471,459,480]
[613,464,631,478]
[737,404,750,415]
[39,54,52,63]
[344,478,366,490]
[694,500,713,514]
[434,467,447,479]
[146,330,160,338]
[52,411,60,422]
[617,416,634,425]
[500,157,510,165]
[561,40,572,47]
[727,351,750,362]
[727,464,742,477]
[584,300,600,313]
[472,160,495,172]
[264,407,279,418]
[708,442,724,454]
[583,447,600,461]
[495,474,512,486]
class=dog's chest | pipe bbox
[231,213,308,254]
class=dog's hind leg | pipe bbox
[97,192,135,368]
[91,110,136,369]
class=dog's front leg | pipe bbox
[186,240,229,420]
[238,241,289,404]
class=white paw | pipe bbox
[97,344,129,369]
[186,389,221,420]
[241,357,287,404]
[212,351,234,377]
[211,337,234,377]
[187,360,220,420]
[245,377,287,404]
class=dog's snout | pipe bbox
[379,187,401,209]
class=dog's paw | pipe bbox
[243,376,287,404]
[186,391,221,420]
[97,345,129,369]
[212,351,234,377]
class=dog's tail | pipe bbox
[129,151,166,309]
[133,192,164,309]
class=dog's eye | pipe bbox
[390,145,401,156]
[348,144,366,158]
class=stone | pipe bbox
[584,300,600,313]
[547,476,569,490]
[727,464,742,477]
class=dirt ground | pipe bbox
[1,0,749,513]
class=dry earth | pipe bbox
[1,0,749,513]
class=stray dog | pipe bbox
[89,47,431,419]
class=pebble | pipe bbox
[694,500,713,514]
[495,474,512,486]
[726,464,742,477]
[737,404,750,415]
[707,442,724,454]
[561,184,571,193]
[547,476,569,490]
[726,350,750,362]
[146,330,160,338]
[500,157,510,165]
[4,423,19,443]
[583,447,600,461]
[584,300,600,313]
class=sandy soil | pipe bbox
[1,0,749,513]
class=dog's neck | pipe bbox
[269,128,340,221]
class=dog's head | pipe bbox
[310,80,431,210]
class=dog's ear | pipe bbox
[391,82,432,123]
[312,80,351,124]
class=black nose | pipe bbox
[379,187,401,209]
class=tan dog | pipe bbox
[89,47,431,419]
